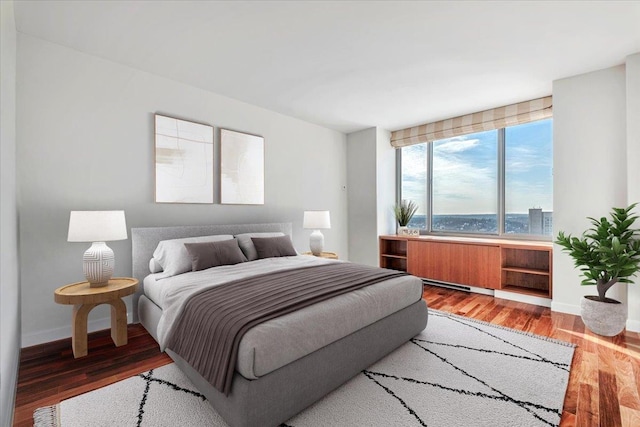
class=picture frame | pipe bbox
[154,114,214,204]
[220,128,265,205]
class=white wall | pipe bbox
[347,127,395,267]
[347,128,378,266]
[1,1,20,425]
[626,52,640,331]
[552,65,628,315]
[376,128,396,237]
[17,34,348,346]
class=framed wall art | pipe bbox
[155,114,214,203]
[220,128,265,205]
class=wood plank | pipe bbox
[614,357,640,410]
[563,347,582,416]
[620,406,640,427]
[561,410,576,427]
[598,337,620,376]
[634,357,640,401]
[576,383,599,427]
[380,234,553,249]
[599,370,623,426]
[501,266,550,276]
[501,284,549,298]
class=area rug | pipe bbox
[34,310,575,427]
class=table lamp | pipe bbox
[67,211,128,287]
[303,210,331,256]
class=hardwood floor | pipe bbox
[13,285,640,426]
[13,324,171,427]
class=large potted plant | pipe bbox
[393,200,418,235]
[555,203,640,336]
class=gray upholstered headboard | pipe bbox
[131,222,292,318]
[132,222,293,286]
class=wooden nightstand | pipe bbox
[54,277,138,358]
[302,251,338,260]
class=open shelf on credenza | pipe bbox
[501,267,550,276]
[500,285,551,298]
[501,245,552,298]
[381,254,407,259]
[379,237,408,272]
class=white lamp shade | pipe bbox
[68,211,128,242]
[303,211,331,229]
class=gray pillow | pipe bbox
[152,234,234,279]
[235,232,285,261]
[251,235,297,259]
[184,239,248,271]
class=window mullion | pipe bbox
[498,128,505,235]
[427,142,433,233]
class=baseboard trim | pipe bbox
[550,301,581,316]
[21,311,133,347]
[626,318,640,333]
[494,290,551,308]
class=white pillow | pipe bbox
[149,258,163,273]
[235,232,286,261]
[153,234,234,279]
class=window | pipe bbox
[399,119,553,238]
[505,121,553,235]
[400,144,428,229]
[432,130,498,233]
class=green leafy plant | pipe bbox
[393,200,419,227]
[555,203,640,302]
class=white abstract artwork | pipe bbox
[220,129,265,205]
[155,115,214,203]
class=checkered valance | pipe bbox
[390,96,552,148]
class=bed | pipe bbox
[132,222,428,427]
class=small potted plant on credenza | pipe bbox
[393,199,419,236]
[556,203,640,336]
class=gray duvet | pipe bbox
[166,263,409,394]
[144,256,423,380]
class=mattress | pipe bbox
[144,255,423,379]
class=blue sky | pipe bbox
[401,119,553,215]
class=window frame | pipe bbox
[398,121,552,241]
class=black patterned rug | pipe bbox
[34,310,575,427]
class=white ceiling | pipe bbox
[13,1,640,134]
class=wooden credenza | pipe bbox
[380,235,552,298]
[408,240,501,289]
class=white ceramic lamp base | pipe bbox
[309,230,325,256]
[83,242,115,287]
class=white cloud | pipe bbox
[506,179,553,213]
[506,145,551,172]
[433,138,479,154]
[432,152,497,214]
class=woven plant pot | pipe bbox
[397,226,409,236]
[580,296,627,336]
